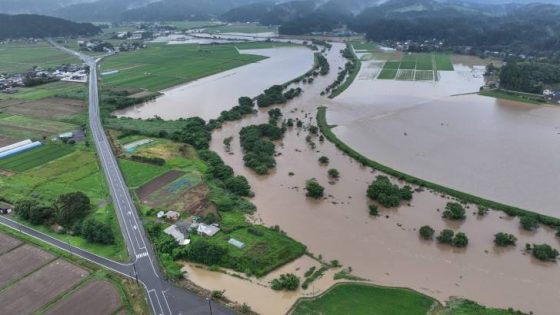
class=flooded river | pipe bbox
[203,43,560,315]
[327,59,560,218]
[114,46,314,121]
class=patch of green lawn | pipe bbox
[292,283,437,315]
[435,54,454,71]
[350,40,377,52]
[377,68,398,79]
[100,43,268,92]
[0,81,86,101]
[0,40,80,74]
[119,159,169,188]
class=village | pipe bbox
[0,64,88,94]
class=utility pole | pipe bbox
[207,297,213,315]
[133,263,138,283]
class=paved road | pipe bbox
[0,40,232,315]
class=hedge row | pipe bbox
[316,106,560,228]
[328,43,361,99]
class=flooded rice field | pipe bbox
[199,44,560,315]
[327,57,560,217]
[114,46,314,121]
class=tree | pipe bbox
[309,125,318,135]
[328,168,339,178]
[419,225,435,240]
[452,232,469,248]
[531,244,559,262]
[271,273,300,291]
[368,205,379,216]
[53,192,91,228]
[225,176,252,197]
[442,202,466,221]
[477,205,489,216]
[520,216,539,231]
[366,175,413,208]
[79,218,115,244]
[305,179,324,199]
[494,232,517,247]
[318,156,329,164]
[14,199,34,221]
[28,206,55,226]
[437,229,454,244]
[174,117,211,149]
[186,239,227,266]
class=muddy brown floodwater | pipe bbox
[204,43,560,315]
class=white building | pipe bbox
[197,223,220,237]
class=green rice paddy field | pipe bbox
[0,81,86,101]
[100,43,272,92]
[0,113,77,140]
[0,41,80,74]
[377,53,454,81]
[0,145,74,172]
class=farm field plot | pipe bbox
[136,170,186,199]
[0,259,88,314]
[0,41,80,74]
[0,234,22,254]
[141,172,205,214]
[44,280,122,315]
[292,283,437,315]
[0,145,75,172]
[0,81,86,102]
[0,245,55,288]
[0,113,77,140]
[119,158,169,188]
[0,135,16,147]
[376,53,453,81]
[350,40,378,52]
[100,43,267,92]
[0,97,85,120]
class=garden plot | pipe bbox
[376,53,454,81]
[0,114,77,140]
[358,61,383,80]
[396,69,415,81]
[0,145,75,172]
[139,172,213,215]
[0,234,22,254]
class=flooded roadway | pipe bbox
[205,43,560,314]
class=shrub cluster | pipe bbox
[436,229,469,248]
[171,117,211,150]
[271,273,300,291]
[198,149,252,197]
[130,155,165,166]
[305,179,325,199]
[366,175,413,208]
[442,202,466,220]
[494,232,517,247]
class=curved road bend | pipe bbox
[0,40,233,315]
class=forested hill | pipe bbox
[0,14,100,39]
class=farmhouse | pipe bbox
[165,211,180,221]
[163,225,185,243]
[197,223,220,237]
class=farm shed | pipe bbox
[228,238,245,249]
[197,223,220,237]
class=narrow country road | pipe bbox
[0,40,232,315]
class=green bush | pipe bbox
[419,225,435,240]
[520,216,539,231]
[367,175,413,208]
[452,232,469,248]
[368,205,379,216]
[271,273,300,291]
[494,232,517,247]
[306,179,325,199]
[531,244,559,262]
[328,168,340,178]
[437,229,454,244]
[442,202,466,221]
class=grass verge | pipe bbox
[316,106,560,228]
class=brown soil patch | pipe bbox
[136,142,195,160]
[128,91,158,99]
[44,280,122,315]
[0,234,22,254]
[0,259,88,314]
[1,97,85,119]
[0,244,55,287]
[144,182,217,217]
[136,170,186,200]
[0,136,17,147]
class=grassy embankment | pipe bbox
[480,89,546,105]
[316,107,560,228]
[204,23,278,34]
[0,225,149,314]
[0,40,80,74]
[291,283,524,315]
[328,43,362,98]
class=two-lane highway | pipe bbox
[41,41,232,315]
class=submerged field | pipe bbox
[100,43,271,92]
[0,41,80,74]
